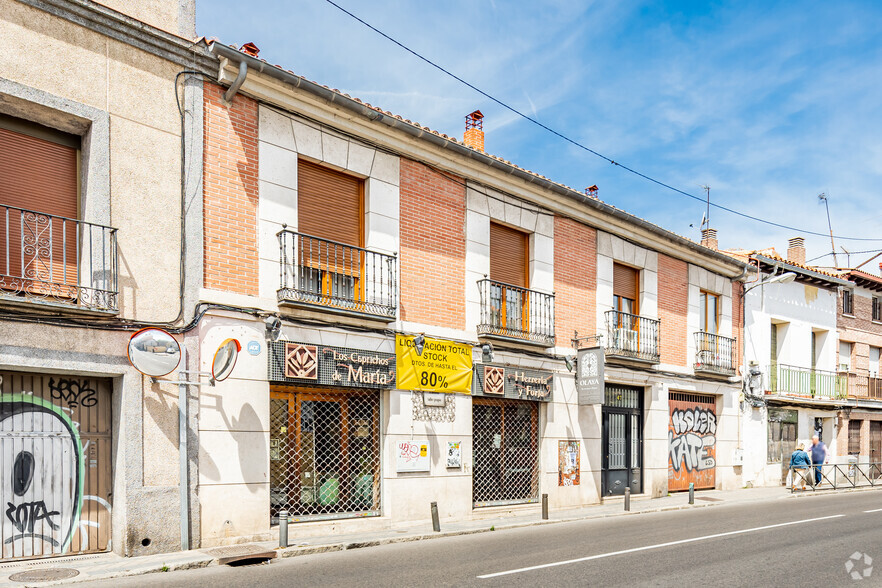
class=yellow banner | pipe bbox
[396,334,473,393]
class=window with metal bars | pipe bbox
[269,387,380,523]
[767,408,797,463]
[849,420,862,455]
[843,290,854,315]
[472,397,539,507]
[873,297,882,322]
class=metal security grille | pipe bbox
[473,398,539,507]
[668,392,716,491]
[269,387,380,523]
[0,371,112,561]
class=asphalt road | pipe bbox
[95,491,882,587]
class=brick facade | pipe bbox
[203,81,259,296]
[399,158,466,329]
[838,291,882,374]
[554,216,596,341]
[658,253,688,366]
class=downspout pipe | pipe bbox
[223,58,248,103]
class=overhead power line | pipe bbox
[321,0,882,242]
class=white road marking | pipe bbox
[863,508,882,513]
[477,514,845,579]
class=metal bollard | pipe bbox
[624,487,630,511]
[431,501,441,532]
[278,510,289,548]
[689,483,694,504]
[542,493,549,520]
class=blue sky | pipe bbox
[197,0,882,268]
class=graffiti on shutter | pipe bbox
[668,392,716,491]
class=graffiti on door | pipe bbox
[0,372,112,561]
[1,394,83,558]
[668,394,717,491]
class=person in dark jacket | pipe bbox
[790,443,811,491]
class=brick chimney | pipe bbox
[787,237,806,266]
[700,228,718,250]
[464,110,484,151]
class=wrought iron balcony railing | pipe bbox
[0,205,118,311]
[604,310,660,363]
[844,372,882,400]
[278,229,397,320]
[766,363,846,400]
[477,279,555,346]
[694,331,737,375]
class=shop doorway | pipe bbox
[472,397,539,507]
[602,385,643,496]
[269,387,380,523]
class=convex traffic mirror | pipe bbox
[211,338,241,382]
[127,328,181,377]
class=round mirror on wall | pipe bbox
[211,338,241,382]
[127,328,181,377]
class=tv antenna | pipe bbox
[818,193,838,267]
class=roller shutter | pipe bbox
[297,159,363,247]
[489,222,528,287]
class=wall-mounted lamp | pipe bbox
[744,271,797,293]
[264,315,282,341]
[481,342,494,363]
[564,355,576,372]
[414,334,425,356]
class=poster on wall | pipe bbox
[396,439,431,472]
[447,441,462,468]
[396,334,473,394]
[558,440,580,486]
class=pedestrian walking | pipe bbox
[789,443,811,491]
[810,434,828,486]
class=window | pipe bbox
[843,289,854,315]
[848,420,862,455]
[767,408,797,463]
[699,291,720,334]
[874,297,882,322]
[0,114,80,292]
[489,222,529,331]
[613,263,639,315]
[839,341,853,372]
[870,347,880,378]
[296,159,364,303]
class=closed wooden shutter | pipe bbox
[489,222,528,287]
[613,263,639,300]
[297,159,362,247]
[0,124,79,285]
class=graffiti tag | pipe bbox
[669,431,716,472]
[671,407,716,435]
[5,501,60,536]
[48,378,98,408]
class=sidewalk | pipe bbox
[0,484,868,586]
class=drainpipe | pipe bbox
[221,57,248,104]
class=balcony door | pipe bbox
[489,222,529,334]
[612,263,640,352]
[0,116,80,295]
[296,159,364,307]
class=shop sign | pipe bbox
[396,334,473,394]
[268,341,395,388]
[576,347,605,405]
[396,439,431,472]
[473,364,553,402]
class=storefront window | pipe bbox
[270,387,380,523]
[473,398,539,507]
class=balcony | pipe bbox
[476,279,555,346]
[604,310,660,363]
[277,229,397,320]
[693,332,737,376]
[0,205,118,312]
[766,363,846,400]
[844,372,882,401]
